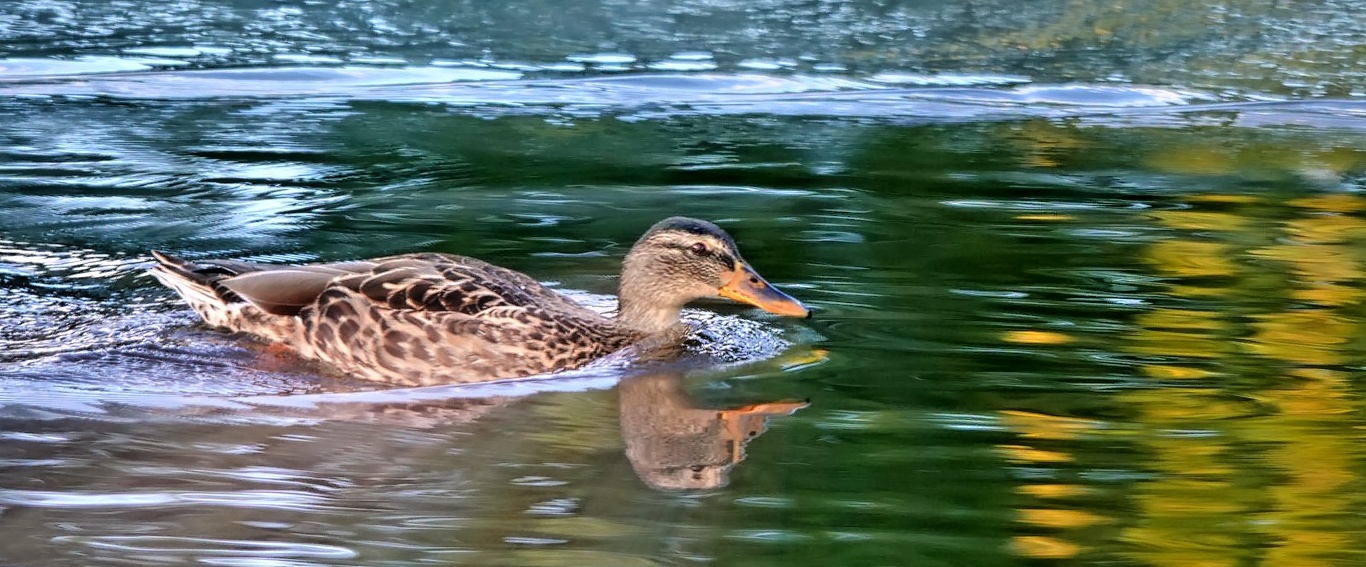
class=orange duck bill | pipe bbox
[717,262,810,318]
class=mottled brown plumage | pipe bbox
[149,217,809,386]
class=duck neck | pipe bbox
[616,256,687,335]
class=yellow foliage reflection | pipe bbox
[1117,190,1366,567]
[1018,483,1089,499]
[1000,183,1366,564]
[1149,210,1248,232]
[999,410,1102,441]
[1144,240,1237,278]
[1140,365,1216,380]
[1002,330,1075,345]
[1013,535,1082,559]
[1247,311,1353,366]
[1006,120,1087,169]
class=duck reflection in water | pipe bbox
[237,369,807,492]
[618,372,807,490]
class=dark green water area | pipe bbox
[5,1,1366,565]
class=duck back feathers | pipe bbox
[150,252,642,385]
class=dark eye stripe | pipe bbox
[662,241,734,266]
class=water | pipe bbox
[5,0,1366,565]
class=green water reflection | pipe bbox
[7,54,1366,567]
[9,0,1366,563]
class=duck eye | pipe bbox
[688,243,709,256]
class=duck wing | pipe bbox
[218,252,596,319]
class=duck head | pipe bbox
[617,217,809,334]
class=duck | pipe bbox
[149,217,810,386]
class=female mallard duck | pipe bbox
[149,217,809,386]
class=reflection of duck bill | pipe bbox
[723,401,809,417]
[718,402,809,463]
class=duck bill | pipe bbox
[717,262,810,318]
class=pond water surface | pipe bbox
[5,1,1366,566]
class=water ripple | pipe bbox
[0,69,1265,123]
[0,489,339,511]
[50,536,357,559]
